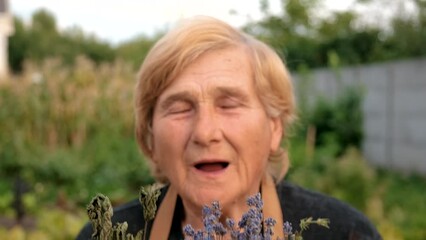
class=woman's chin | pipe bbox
[193,191,240,210]
[187,187,233,207]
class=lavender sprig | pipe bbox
[264,217,277,240]
[283,221,293,235]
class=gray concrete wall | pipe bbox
[292,58,426,175]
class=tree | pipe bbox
[245,0,426,70]
[27,9,59,62]
[8,9,116,72]
[8,17,29,72]
[115,34,159,70]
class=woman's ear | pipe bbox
[269,117,283,153]
[148,133,157,162]
[145,120,156,159]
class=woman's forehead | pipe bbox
[157,48,255,100]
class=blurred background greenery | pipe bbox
[1,0,426,239]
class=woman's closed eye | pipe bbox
[168,101,193,114]
[217,98,242,110]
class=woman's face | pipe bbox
[151,47,282,211]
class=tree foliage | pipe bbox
[7,1,426,73]
[244,0,426,70]
[115,34,160,70]
[8,9,116,72]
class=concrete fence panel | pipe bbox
[292,58,426,175]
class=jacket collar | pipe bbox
[149,174,284,239]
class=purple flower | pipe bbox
[265,217,276,227]
[202,205,212,217]
[283,221,293,235]
[183,224,195,237]
[264,217,276,239]
[238,212,249,229]
[194,230,204,240]
[196,201,228,238]
[211,201,222,218]
[203,213,216,238]
[213,222,227,236]
[240,206,262,237]
[226,218,235,229]
[246,193,263,210]
[226,218,240,238]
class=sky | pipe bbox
[10,0,354,45]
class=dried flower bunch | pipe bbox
[87,184,162,240]
[182,193,330,240]
[87,185,329,240]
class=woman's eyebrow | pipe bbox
[214,86,249,101]
[159,91,195,109]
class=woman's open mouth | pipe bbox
[194,161,229,172]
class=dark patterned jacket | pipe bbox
[76,181,382,240]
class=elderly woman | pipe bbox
[77,17,381,239]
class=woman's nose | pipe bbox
[191,106,222,146]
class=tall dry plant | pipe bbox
[1,56,136,150]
